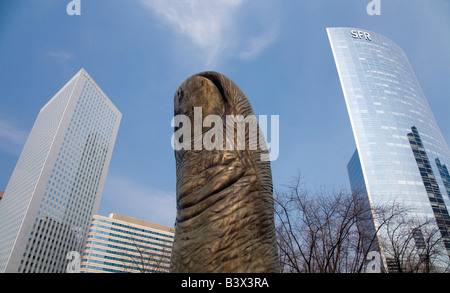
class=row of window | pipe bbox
[92,221,174,243]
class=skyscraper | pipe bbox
[328,27,450,271]
[0,68,121,273]
[80,213,174,273]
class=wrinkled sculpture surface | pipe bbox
[170,71,279,273]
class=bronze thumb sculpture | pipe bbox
[170,71,279,273]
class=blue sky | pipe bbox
[0,0,449,227]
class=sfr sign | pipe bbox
[351,30,372,41]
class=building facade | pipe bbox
[328,27,450,271]
[80,213,174,273]
[0,69,121,273]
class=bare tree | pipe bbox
[274,173,449,273]
[124,241,171,273]
[380,213,449,273]
[120,226,172,273]
[274,174,381,273]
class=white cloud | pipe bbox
[138,0,278,66]
[0,119,28,155]
[238,24,279,61]
[46,50,74,61]
[99,173,176,227]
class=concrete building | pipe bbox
[80,213,174,273]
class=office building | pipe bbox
[328,27,450,271]
[80,213,174,273]
[0,68,121,273]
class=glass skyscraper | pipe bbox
[0,68,121,273]
[328,27,450,271]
